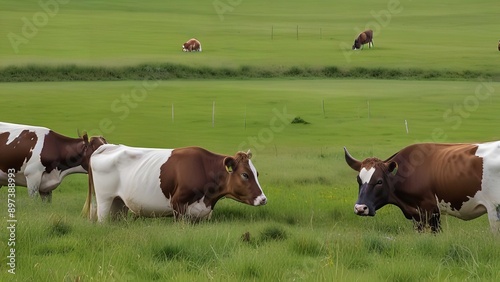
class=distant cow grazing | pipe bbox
[352,29,374,50]
[182,38,202,52]
[498,40,500,51]
[0,122,107,201]
[83,145,267,222]
[344,142,500,233]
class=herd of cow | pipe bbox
[1,120,500,234]
[181,30,375,53]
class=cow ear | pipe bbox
[224,157,236,173]
[388,161,398,176]
[246,150,252,159]
[344,147,362,171]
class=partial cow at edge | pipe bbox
[352,29,374,50]
[83,145,267,222]
[344,142,500,233]
[0,122,107,202]
[182,38,202,52]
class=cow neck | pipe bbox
[204,155,232,208]
[40,131,87,173]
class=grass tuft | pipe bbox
[291,237,325,257]
[49,216,72,237]
[260,225,288,242]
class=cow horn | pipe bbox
[82,131,89,144]
[344,147,362,171]
[246,150,252,159]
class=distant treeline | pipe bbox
[1,64,498,82]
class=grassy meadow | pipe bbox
[1,79,500,281]
[1,0,500,281]
[1,0,499,73]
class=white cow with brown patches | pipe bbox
[345,142,500,233]
[0,122,107,201]
[83,145,267,222]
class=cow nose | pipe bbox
[354,204,369,215]
[254,195,267,206]
[260,197,267,205]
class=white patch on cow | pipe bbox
[475,141,500,230]
[249,159,267,205]
[475,141,500,193]
[91,145,175,220]
[186,197,212,219]
[437,194,487,220]
[359,167,375,184]
[437,141,500,232]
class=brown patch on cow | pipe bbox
[0,130,38,173]
[41,131,86,173]
[40,131,106,173]
[159,147,227,212]
[433,144,483,211]
[159,147,263,216]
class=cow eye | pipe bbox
[376,180,383,185]
[241,173,249,180]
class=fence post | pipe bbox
[212,101,215,127]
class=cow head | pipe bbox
[223,150,267,206]
[81,133,107,170]
[344,147,398,216]
[352,39,361,50]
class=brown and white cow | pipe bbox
[352,29,374,50]
[0,122,107,201]
[182,38,202,52]
[344,142,500,233]
[83,144,267,222]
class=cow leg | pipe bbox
[96,197,114,222]
[413,207,441,233]
[429,211,441,233]
[109,197,129,220]
[486,205,500,234]
[25,170,43,198]
[39,190,52,203]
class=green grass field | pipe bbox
[1,0,499,72]
[1,0,500,281]
[1,79,500,281]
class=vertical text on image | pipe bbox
[6,168,17,275]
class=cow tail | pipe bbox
[81,159,96,220]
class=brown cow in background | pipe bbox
[182,38,202,52]
[352,30,374,50]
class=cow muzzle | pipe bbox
[354,204,371,216]
[253,194,267,206]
